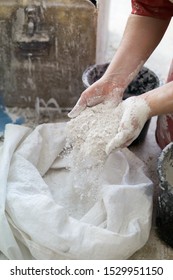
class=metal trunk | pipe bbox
[0,0,97,108]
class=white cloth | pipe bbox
[0,123,153,260]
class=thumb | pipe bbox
[106,129,136,155]
[68,97,87,118]
[105,131,126,155]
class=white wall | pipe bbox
[97,0,173,81]
[96,0,111,63]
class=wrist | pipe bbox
[99,75,125,98]
[101,72,127,89]
[142,81,173,117]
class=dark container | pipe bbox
[156,142,173,248]
[82,63,160,145]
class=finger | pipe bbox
[68,97,87,118]
[105,132,125,155]
[106,128,136,155]
[118,136,135,148]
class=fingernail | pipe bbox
[68,105,81,118]
[67,103,79,118]
[68,109,77,118]
[68,100,86,118]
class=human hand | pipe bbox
[106,96,151,154]
[68,77,124,118]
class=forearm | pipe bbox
[143,81,173,117]
[103,14,170,88]
[68,12,170,118]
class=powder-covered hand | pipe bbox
[106,96,151,154]
[68,78,124,118]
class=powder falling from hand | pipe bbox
[66,102,123,162]
[64,101,123,195]
[63,97,150,216]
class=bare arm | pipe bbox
[68,14,170,118]
[142,81,173,117]
[105,81,173,152]
[103,14,170,87]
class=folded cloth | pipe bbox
[0,123,153,260]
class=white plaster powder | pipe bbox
[66,102,122,165]
[64,101,121,204]
[64,97,150,199]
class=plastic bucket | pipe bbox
[82,63,160,145]
[156,142,173,247]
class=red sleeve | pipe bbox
[131,0,173,20]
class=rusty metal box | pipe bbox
[0,0,97,109]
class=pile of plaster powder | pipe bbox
[66,102,122,164]
[64,101,123,195]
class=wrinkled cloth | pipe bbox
[0,123,153,260]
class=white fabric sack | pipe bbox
[0,123,153,260]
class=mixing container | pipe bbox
[156,142,173,247]
[82,63,160,145]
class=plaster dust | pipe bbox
[65,101,122,167]
[63,97,150,207]
[158,142,173,190]
[66,98,150,159]
[166,166,173,188]
[62,101,123,208]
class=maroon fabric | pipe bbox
[131,0,173,20]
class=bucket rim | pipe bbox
[82,63,160,89]
[157,141,173,191]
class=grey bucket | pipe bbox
[156,142,173,247]
[82,63,160,145]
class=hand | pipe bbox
[106,96,151,154]
[68,77,124,118]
